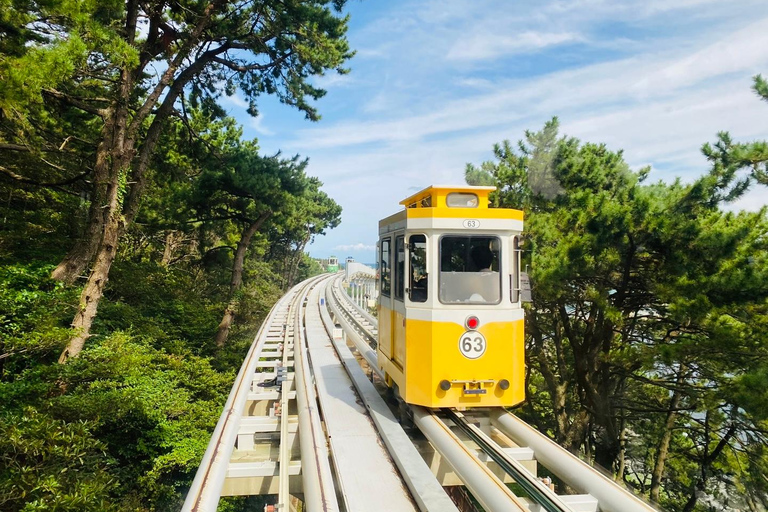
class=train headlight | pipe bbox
[439,380,451,391]
[465,315,480,330]
[499,379,510,390]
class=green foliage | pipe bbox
[0,407,125,512]
[0,263,76,370]
[0,217,315,510]
[0,1,348,509]
[296,252,326,282]
[0,185,85,262]
[52,333,232,508]
[96,260,223,355]
[0,331,233,511]
[700,74,768,189]
[753,74,768,102]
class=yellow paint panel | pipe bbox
[400,185,494,209]
[377,304,392,358]
[406,208,523,221]
[404,318,524,408]
[403,318,433,405]
[379,304,525,408]
[394,310,406,367]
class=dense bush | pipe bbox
[0,256,295,510]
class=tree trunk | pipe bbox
[214,212,271,347]
[650,368,685,503]
[54,0,249,356]
[215,305,237,349]
[564,409,589,453]
[286,231,310,287]
[616,421,627,482]
[59,66,136,362]
[529,309,591,454]
[59,195,123,362]
[594,435,621,472]
[161,230,177,266]
[682,419,737,512]
[52,0,220,283]
[49,0,142,284]
[50,117,113,283]
[569,306,622,473]
[50,205,103,283]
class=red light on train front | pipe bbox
[465,315,479,330]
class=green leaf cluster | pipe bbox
[1,330,232,510]
[0,407,123,512]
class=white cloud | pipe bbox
[728,189,768,213]
[293,16,768,151]
[220,93,248,109]
[362,86,399,113]
[455,77,495,89]
[354,43,395,59]
[628,18,768,97]
[249,114,274,136]
[313,72,356,89]
[279,1,768,256]
[335,243,377,252]
[447,31,582,61]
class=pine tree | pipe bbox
[0,0,353,360]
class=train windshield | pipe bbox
[439,236,501,304]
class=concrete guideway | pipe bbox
[320,280,459,512]
[303,283,418,512]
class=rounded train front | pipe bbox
[377,185,525,408]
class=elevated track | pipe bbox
[183,273,658,512]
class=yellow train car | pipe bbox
[377,185,525,409]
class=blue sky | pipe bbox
[220,0,768,262]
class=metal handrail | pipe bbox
[490,410,658,512]
[181,287,296,512]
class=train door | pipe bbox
[378,237,393,361]
[392,233,407,368]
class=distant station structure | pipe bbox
[344,256,377,310]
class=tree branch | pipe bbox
[0,164,91,187]
[128,0,229,136]
[211,50,294,73]
[42,88,108,117]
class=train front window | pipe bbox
[409,234,427,303]
[439,236,501,304]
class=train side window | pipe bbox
[511,236,520,303]
[395,236,405,300]
[409,234,427,303]
[380,238,391,297]
[439,236,501,304]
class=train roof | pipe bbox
[379,184,523,232]
[399,185,496,209]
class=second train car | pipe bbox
[377,185,525,408]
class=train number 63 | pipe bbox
[459,331,487,359]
